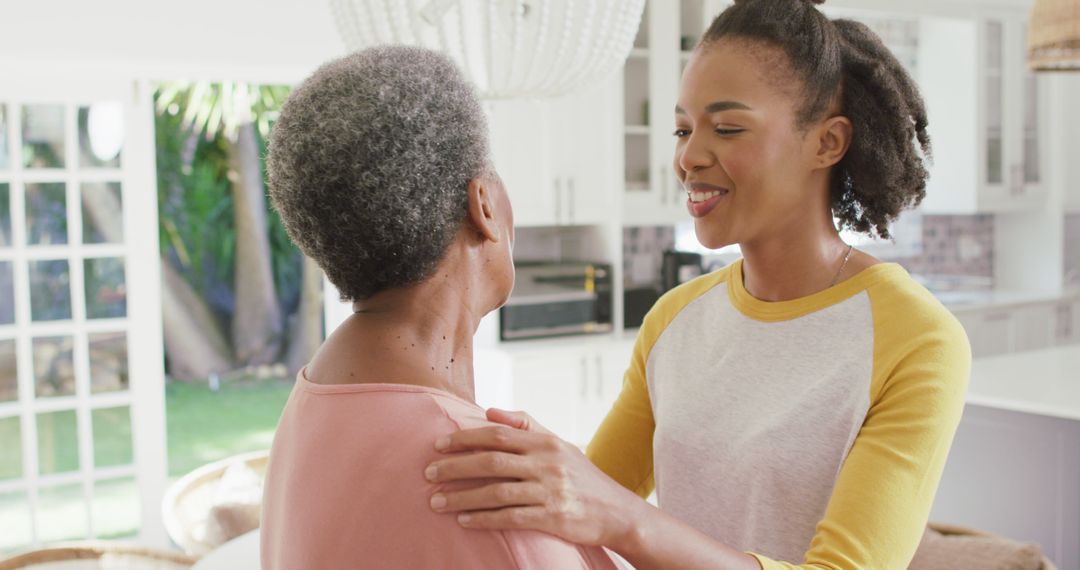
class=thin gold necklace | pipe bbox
[830,244,854,288]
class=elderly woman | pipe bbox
[259,46,618,569]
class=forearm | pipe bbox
[612,499,762,570]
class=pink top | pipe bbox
[261,370,618,569]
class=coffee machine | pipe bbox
[661,250,704,291]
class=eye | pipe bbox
[715,127,744,136]
[673,128,691,138]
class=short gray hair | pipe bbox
[267,45,490,301]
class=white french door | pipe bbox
[0,75,168,552]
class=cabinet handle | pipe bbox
[984,312,1011,322]
[555,177,563,224]
[1010,164,1024,196]
[580,358,589,398]
[568,178,576,225]
[595,355,603,398]
[660,166,668,204]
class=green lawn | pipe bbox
[166,377,293,477]
[0,377,293,554]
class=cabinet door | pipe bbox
[511,352,587,444]
[487,100,556,227]
[1053,302,1076,346]
[550,77,619,227]
[1013,304,1053,352]
[956,309,1014,358]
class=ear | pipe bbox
[813,115,853,170]
[465,176,501,244]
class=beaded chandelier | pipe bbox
[328,0,646,98]
[1029,0,1080,71]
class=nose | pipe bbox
[676,128,714,179]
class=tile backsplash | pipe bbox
[889,214,995,288]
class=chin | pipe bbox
[693,222,734,251]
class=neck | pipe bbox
[740,206,850,302]
[310,248,491,403]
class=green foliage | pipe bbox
[154,82,303,318]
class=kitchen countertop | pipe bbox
[935,289,1079,312]
[966,345,1080,421]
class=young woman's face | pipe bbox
[674,40,820,250]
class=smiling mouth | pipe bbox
[688,189,728,202]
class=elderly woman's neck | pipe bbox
[306,268,490,402]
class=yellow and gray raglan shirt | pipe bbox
[587,259,971,570]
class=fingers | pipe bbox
[486,408,556,436]
[435,424,554,454]
[485,408,531,430]
[455,506,551,532]
[425,451,533,483]
[430,481,546,513]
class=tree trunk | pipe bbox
[161,259,234,380]
[285,255,325,376]
[228,122,283,366]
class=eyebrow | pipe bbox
[674,101,753,114]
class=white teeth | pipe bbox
[689,190,723,203]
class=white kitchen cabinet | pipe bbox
[1056,300,1080,346]
[931,403,1080,569]
[1012,303,1055,352]
[488,99,556,227]
[548,77,621,227]
[622,0,726,226]
[511,351,588,443]
[488,79,617,228]
[954,308,1015,358]
[919,13,1048,214]
[507,337,636,447]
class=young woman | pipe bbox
[422,1,971,568]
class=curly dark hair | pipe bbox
[702,0,931,239]
[267,46,490,301]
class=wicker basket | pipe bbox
[924,522,1057,570]
[161,450,269,557]
[0,542,197,570]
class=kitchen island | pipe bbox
[930,345,1080,569]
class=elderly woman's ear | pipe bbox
[465,176,503,244]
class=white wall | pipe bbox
[0,0,345,83]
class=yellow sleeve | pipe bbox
[750,291,972,570]
[585,316,657,497]
[586,271,730,499]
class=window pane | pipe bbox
[93,477,139,540]
[0,183,10,247]
[26,182,68,246]
[37,410,79,475]
[84,258,126,319]
[81,182,124,244]
[92,406,132,468]
[0,261,12,325]
[29,259,72,322]
[89,332,128,394]
[33,336,75,398]
[0,416,21,479]
[79,104,123,169]
[0,492,31,555]
[21,105,65,169]
[0,339,16,402]
[0,105,9,170]
[37,484,87,542]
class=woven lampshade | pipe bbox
[1029,0,1080,71]
[328,0,646,99]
